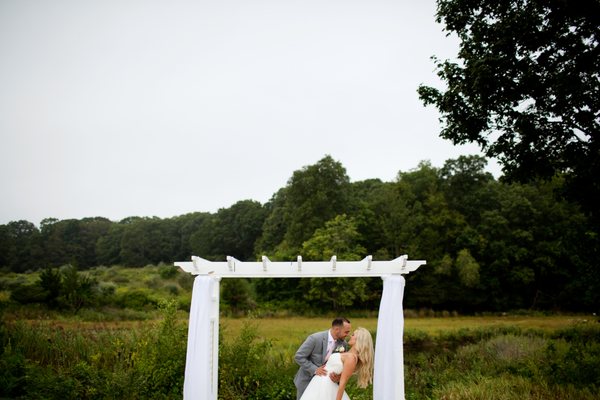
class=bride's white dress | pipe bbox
[300,352,351,400]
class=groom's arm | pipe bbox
[294,334,320,376]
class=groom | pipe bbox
[294,317,351,399]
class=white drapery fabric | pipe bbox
[183,276,216,400]
[373,275,406,400]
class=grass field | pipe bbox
[14,314,587,343]
[216,315,600,399]
[3,264,598,398]
[220,314,590,344]
[3,310,599,399]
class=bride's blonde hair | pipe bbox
[353,327,374,388]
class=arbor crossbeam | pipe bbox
[175,255,426,278]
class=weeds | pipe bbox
[1,310,599,399]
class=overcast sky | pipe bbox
[0,0,500,226]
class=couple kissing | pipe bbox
[294,318,374,400]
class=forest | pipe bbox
[1,154,597,313]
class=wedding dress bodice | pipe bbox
[300,352,350,400]
[325,352,344,374]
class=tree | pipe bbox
[38,267,62,308]
[0,224,12,270]
[95,223,125,266]
[173,212,213,260]
[418,0,600,220]
[300,215,374,310]
[119,217,176,266]
[439,155,496,224]
[41,217,111,268]
[187,201,267,261]
[347,179,389,255]
[254,188,288,256]
[456,248,480,288]
[4,220,42,272]
[221,279,256,316]
[210,200,267,260]
[59,264,96,313]
[301,214,366,261]
[258,155,352,257]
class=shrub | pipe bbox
[116,289,157,310]
[177,273,195,290]
[144,275,161,289]
[0,340,26,398]
[134,299,187,398]
[219,322,295,400]
[164,284,179,296]
[221,279,256,316]
[59,265,98,313]
[97,281,116,297]
[10,283,45,304]
[433,374,599,400]
[158,264,178,279]
[544,339,600,388]
[0,300,185,399]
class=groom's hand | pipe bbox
[329,372,341,383]
[315,365,328,376]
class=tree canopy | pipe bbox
[418,0,600,220]
[1,155,596,312]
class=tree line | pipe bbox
[1,155,597,312]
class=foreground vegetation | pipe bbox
[2,264,598,398]
[1,302,599,399]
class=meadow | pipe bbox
[2,310,599,399]
[1,265,599,399]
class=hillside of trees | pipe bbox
[1,155,597,312]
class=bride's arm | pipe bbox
[336,354,357,400]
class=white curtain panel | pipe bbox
[183,275,215,399]
[373,275,406,400]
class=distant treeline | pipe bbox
[1,155,597,312]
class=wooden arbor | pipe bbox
[175,255,426,400]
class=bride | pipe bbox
[300,327,374,400]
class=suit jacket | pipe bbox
[294,330,349,399]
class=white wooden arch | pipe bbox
[175,255,426,400]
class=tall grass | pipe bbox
[404,325,600,400]
[0,300,187,399]
[2,308,599,399]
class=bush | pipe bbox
[219,322,296,400]
[164,284,179,296]
[158,264,178,279]
[544,339,600,388]
[177,273,195,290]
[0,300,185,399]
[59,265,97,312]
[134,299,187,399]
[116,289,157,310]
[10,283,45,304]
[404,326,600,400]
[97,281,116,297]
[221,279,256,316]
[0,340,26,398]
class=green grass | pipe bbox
[219,315,587,348]
[2,265,599,399]
[2,311,599,399]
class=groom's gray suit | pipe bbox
[294,330,349,400]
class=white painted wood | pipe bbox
[175,255,426,277]
[210,278,220,397]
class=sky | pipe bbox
[0,0,501,226]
